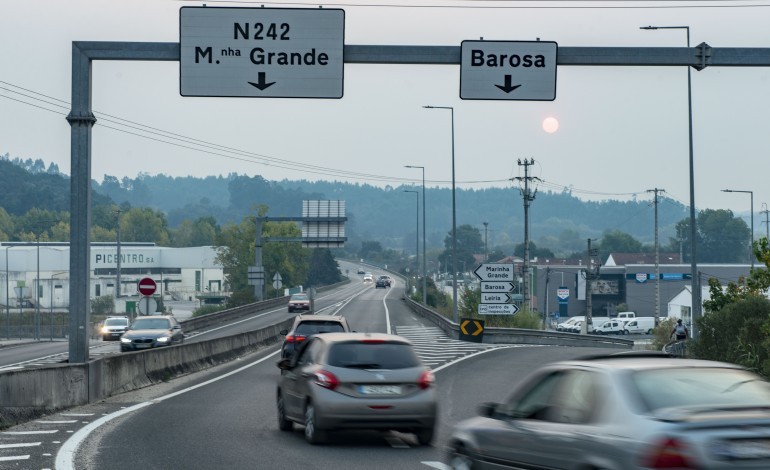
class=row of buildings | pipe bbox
[0,243,225,313]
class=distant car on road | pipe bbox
[120,315,184,352]
[447,351,770,470]
[276,332,437,445]
[357,268,366,274]
[375,277,389,288]
[363,273,374,283]
[279,314,351,359]
[100,315,130,341]
[288,293,311,313]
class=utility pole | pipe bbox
[483,222,489,262]
[647,188,664,323]
[115,209,122,300]
[513,158,539,312]
[761,203,769,241]
[583,238,599,335]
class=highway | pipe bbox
[0,264,610,468]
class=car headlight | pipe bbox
[156,336,170,343]
[120,337,132,343]
[101,327,109,333]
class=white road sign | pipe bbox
[473,263,515,282]
[180,7,345,98]
[460,40,557,101]
[481,281,515,293]
[481,293,512,304]
[478,303,520,315]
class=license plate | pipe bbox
[729,439,770,459]
[360,385,401,395]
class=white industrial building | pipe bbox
[1,243,225,313]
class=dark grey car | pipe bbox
[447,352,770,469]
[276,332,437,445]
[120,315,184,352]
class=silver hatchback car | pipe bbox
[447,352,770,469]
[276,332,437,445]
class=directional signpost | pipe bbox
[460,40,557,101]
[474,263,519,315]
[180,7,345,98]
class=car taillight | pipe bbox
[418,370,435,390]
[314,370,339,390]
[643,437,695,469]
[285,335,306,343]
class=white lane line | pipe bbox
[385,435,410,449]
[2,430,58,435]
[421,461,450,469]
[383,283,393,335]
[60,413,94,417]
[0,442,41,449]
[37,420,78,424]
[56,348,282,470]
[0,455,30,461]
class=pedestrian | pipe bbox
[670,319,689,341]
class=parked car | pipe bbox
[592,319,627,335]
[279,314,351,359]
[556,316,583,332]
[624,316,656,334]
[287,292,311,313]
[120,315,184,352]
[447,351,770,469]
[100,315,130,341]
[617,311,636,321]
[276,332,437,445]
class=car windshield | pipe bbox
[295,321,346,336]
[290,294,308,301]
[631,367,770,412]
[104,318,127,326]
[130,318,171,330]
[326,342,420,369]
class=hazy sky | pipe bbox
[2,0,770,220]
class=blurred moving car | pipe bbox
[363,273,374,283]
[279,314,351,359]
[357,268,366,274]
[375,276,389,288]
[100,315,130,341]
[276,332,437,445]
[288,292,311,313]
[447,352,770,469]
[120,315,184,352]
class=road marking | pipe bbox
[0,455,31,461]
[3,430,58,435]
[385,435,409,448]
[37,420,77,424]
[0,442,41,449]
[421,462,450,469]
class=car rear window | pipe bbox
[291,294,309,301]
[326,342,420,369]
[295,321,346,335]
[631,367,770,412]
[104,318,128,326]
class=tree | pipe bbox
[514,241,555,260]
[439,224,483,275]
[306,249,342,286]
[359,241,383,261]
[598,230,644,261]
[668,209,749,263]
[120,207,170,245]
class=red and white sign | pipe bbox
[138,277,157,296]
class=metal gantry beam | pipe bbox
[68,40,770,362]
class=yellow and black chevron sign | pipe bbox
[459,318,484,343]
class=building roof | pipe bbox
[605,252,681,267]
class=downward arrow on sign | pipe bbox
[248,72,275,91]
[495,75,522,93]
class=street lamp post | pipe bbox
[5,245,11,340]
[404,190,419,293]
[641,25,700,335]
[424,105,458,323]
[405,165,427,304]
[722,189,754,268]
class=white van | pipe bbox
[617,311,636,321]
[593,319,627,335]
[584,317,609,333]
[557,316,584,332]
[624,317,656,334]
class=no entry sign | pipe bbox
[138,277,157,296]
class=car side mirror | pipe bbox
[277,358,292,370]
[478,402,498,418]
[279,329,288,336]
[172,325,181,330]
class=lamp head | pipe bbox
[640,26,658,30]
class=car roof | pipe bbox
[312,332,411,344]
[556,351,747,373]
[294,314,346,322]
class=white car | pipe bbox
[363,274,373,283]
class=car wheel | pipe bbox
[288,308,293,313]
[276,391,293,432]
[102,335,108,341]
[647,329,653,334]
[416,427,435,446]
[304,403,326,444]
[448,445,475,470]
